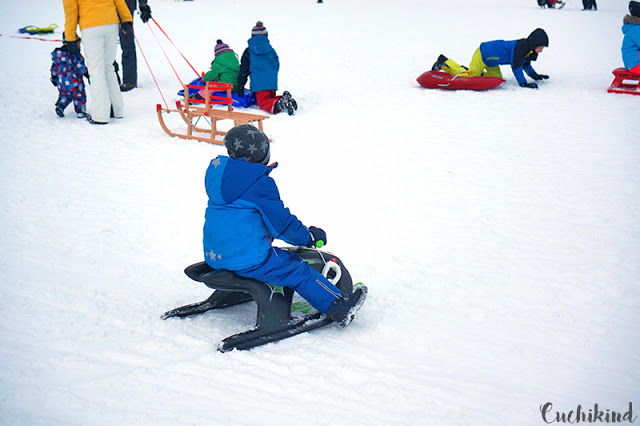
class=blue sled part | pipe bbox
[178,77,256,108]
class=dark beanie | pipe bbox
[251,21,268,37]
[214,39,232,56]
[527,28,549,48]
[630,1,640,17]
[223,124,270,165]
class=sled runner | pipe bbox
[157,81,269,145]
[607,68,640,95]
[162,247,356,352]
[417,70,505,91]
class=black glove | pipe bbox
[308,226,327,248]
[66,41,80,56]
[84,72,90,84]
[520,82,539,89]
[530,73,549,81]
[140,5,152,23]
[236,75,247,96]
[50,74,58,86]
[235,85,245,96]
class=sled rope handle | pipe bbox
[145,21,184,90]
[133,24,168,109]
[150,18,200,77]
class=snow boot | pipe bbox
[432,54,448,71]
[282,91,297,112]
[327,285,368,328]
[55,107,64,117]
[87,115,107,125]
[275,94,295,116]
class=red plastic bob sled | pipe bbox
[607,68,640,95]
[417,70,505,91]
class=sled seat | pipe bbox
[157,81,269,145]
[608,67,640,95]
[162,247,354,352]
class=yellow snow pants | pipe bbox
[442,48,503,78]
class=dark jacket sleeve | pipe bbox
[238,47,250,78]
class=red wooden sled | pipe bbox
[417,70,505,91]
[607,67,640,95]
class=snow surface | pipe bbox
[1,0,639,424]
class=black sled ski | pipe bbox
[162,247,354,352]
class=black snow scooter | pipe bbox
[162,246,357,352]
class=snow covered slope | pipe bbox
[1,0,638,424]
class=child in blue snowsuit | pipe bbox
[622,1,640,73]
[50,34,88,118]
[236,21,297,115]
[202,124,366,326]
[432,28,550,89]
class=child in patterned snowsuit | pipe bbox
[50,35,89,118]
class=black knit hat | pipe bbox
[630,1,640,17]
[223,124,270,164]
[527,28,549,48]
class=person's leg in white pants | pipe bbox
[82,24,124,123]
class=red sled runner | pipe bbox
[607,68,640,95]
[417,70,505,91]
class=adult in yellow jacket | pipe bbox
[63,0,133,124]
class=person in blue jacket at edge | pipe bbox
[202,124,367,327]
[431,28,550,89]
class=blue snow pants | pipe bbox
[235,247,343,313]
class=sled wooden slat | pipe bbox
[157,82,269,145]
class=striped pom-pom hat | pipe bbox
[214,39,232,56]
[251,21,268,36]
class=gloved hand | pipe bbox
[140,5,152,23]
[50,74,58,86]
[66,41,80,56]
[84,72,90,84]
[308,226,327,248]
[235,85,245,96]
[530,73,549,81]
[520,82,539,89]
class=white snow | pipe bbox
[1,0,639,424]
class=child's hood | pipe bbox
[623,14,640,29]
[213,51,240,70]
[205,156,277,204]
[248,35,273,55]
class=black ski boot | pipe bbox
[327,285,368,328]
[432,54,448,71]
[55,106,64,117]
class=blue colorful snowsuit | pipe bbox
[622,14,640,72]
[51,46,88,114]
[202,156,343,313]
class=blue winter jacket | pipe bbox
[621,17,640,70]
[238,35,280,93]
[202,156,311,270]
[480,40,538,85]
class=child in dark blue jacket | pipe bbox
[50,33,89,118]
[236,21,298,115]
[432,28,550,89]
[622,1,640,73]
[202,124,367,327]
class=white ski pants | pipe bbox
[81,24,124,123]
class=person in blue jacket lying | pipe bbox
[432,28,550,89]
[202,124,367,327]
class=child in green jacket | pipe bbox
[202,40,240,93]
